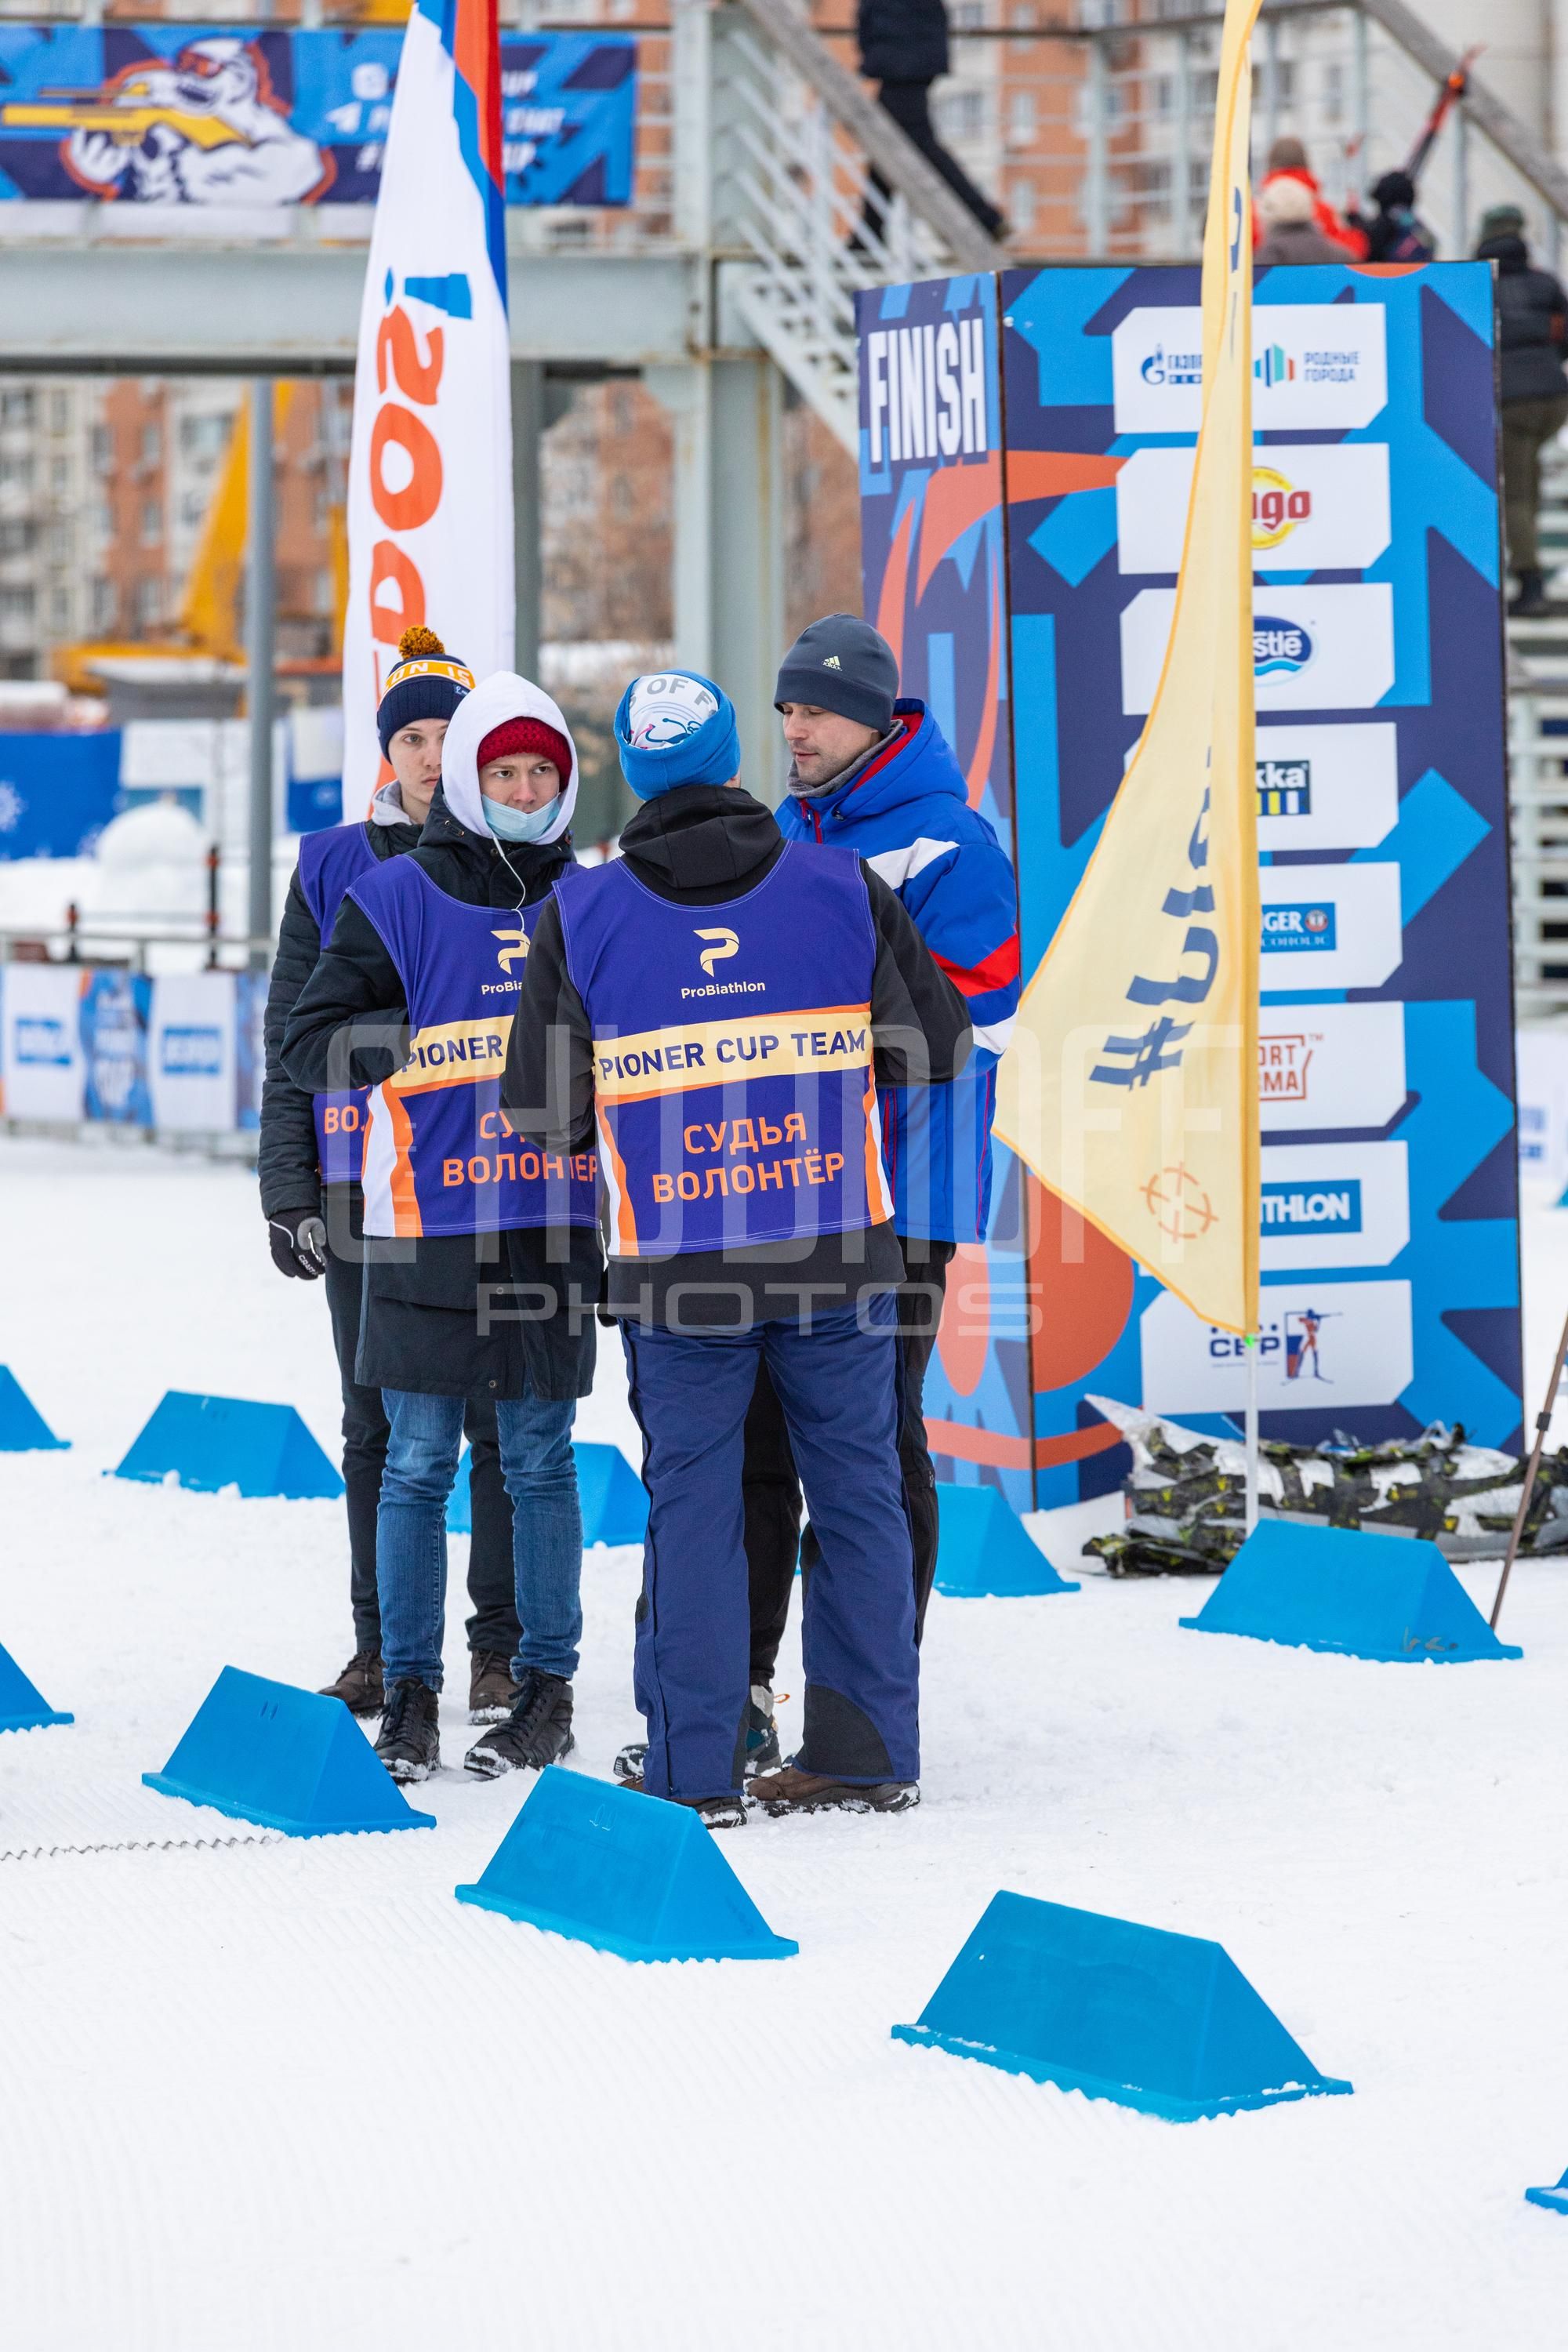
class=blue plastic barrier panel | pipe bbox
[935,1483,1080,1598]
[448,1441,648,1546]
[0,1365,67,1452]
[456,1765,797,1963]
[892,1889,1352,2121]
[143,1665,434,1836]
[1180,1517,1521,1663]
[575,1442,649,1548]
[1525,2169,1568,2215]
[114,1391,343,1501]
[0,1641,73,1732]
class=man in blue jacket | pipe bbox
[745,612,1019,1741]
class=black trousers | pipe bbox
[864,81,1005,245]
[322,1243,521,1659]
[742,1239,956,1686]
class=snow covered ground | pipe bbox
[3,1134,1568,2349]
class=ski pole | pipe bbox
[1490,1297,1568,1632]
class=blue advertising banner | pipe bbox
[0,25,634,206]
[0,731,121,859]
[855,274,1036,1512]
[860,261,1521,1504]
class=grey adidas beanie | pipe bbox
[774,612,898,735]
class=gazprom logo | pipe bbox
[1141,343,1202,386]
[1254,616,1313,676]
[1261,1178,1363,1233]
[1263,903,1335,952]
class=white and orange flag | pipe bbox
[341,0,514,809]
[994,0,1262,1335]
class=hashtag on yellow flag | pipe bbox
[994,0,1262,1337]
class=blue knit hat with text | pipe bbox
[614,670,741,798]
[376,626,475,754]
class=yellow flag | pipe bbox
[994,0,1261,1337]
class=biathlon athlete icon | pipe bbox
[283,672,602,1786]
[260,629,535,1729]
[504,669,972,1828]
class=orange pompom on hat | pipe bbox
[376,626,476,753]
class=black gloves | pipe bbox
[268,1209,328,1280]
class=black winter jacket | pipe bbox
[505,784,972,1327]
[858,0,949,85]
[281,788,601,1400]
[1479,235,1568,406]
[258,811,419,1219]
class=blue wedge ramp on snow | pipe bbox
[448,1441,647,1546]
[1179,1517,1521,1663]
[1526,2169,1568,2214]
[891,1889,1352,2122]
[0,1367,67,1452]
[0,1642,73,1731]
[574,1443,648,1547]
[143,1666,434,1835]
[446,1445,475,1535]
[934,1483,1079,1598]
[113,1391,343,1501]
[455,1764,797,1962]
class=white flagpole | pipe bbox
[1244,1326,1260,1533]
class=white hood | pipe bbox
[440,671,579,848]
[368,776,414,826]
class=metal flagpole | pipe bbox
[1489,1300,1568,1632]
[245,377,276,971]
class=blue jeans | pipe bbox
[622,1292,919,1802]
[377,1386,583,1692]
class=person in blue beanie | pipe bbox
[504,668,971,1827]
[743,611,1022,1693]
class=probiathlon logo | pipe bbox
[694,926,739,979]
[492,927,528,973]
[1263,903,1335,953]
[1254,616,1314,677]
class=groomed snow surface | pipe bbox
[3,1134,1568,2350]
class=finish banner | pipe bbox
[0,23,634,206]
[341,0,514,810]
[858,259,1519,1504]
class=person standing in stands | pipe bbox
[508,670,971,1826]
[858,0,1006,248]
[260,628,525,1728]
[1476,203,1568,618]
[283,672,601,1784]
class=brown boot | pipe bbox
[468,1650,520,1725]
[319,1647,383,1718]
[750,1765,919,1817]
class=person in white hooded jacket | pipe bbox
[283,673,604,1785]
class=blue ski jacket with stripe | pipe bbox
[777,699,1020,1242]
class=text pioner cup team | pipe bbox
[265,617,1021,1828]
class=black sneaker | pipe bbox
[463,1669,574,1778]
[744,1685,781,1777]
[614,1685,779,1787]
[320,1647,383,1718]
[375,1678,441,1783]
[467,1650,518,1725]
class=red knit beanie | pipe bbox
[476,713,572,780]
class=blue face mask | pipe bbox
[485,794,558,843]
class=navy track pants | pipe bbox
[621,1292,920,1803]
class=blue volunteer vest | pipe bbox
[347,858,599,1240]
[296,822,379,1185]
[554,844,892,1258]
